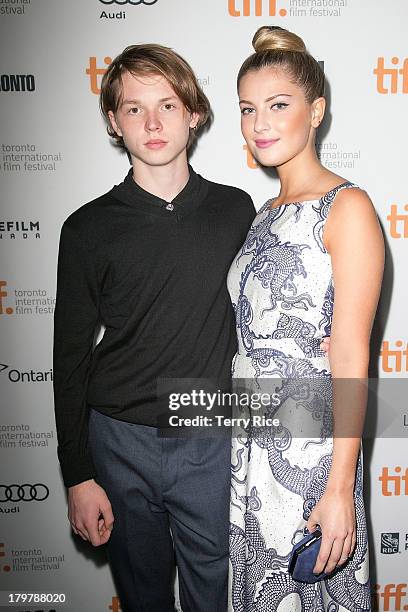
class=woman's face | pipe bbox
[238,66,323,168]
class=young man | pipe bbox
[53,44,256,612]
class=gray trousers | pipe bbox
[88,408,230,612]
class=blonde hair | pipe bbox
[100,44,211,150]
[238,26,325,103]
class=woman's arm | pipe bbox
[307,186,384,574]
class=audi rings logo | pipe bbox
[99,0,159,5]
[0,483,49,502]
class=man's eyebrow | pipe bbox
[121,99,141,106]
[239,94,292,104]
[121,96,178,106]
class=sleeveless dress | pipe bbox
[227,182,371,612]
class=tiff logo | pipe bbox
[86,56,112,95]
[380,341,408,372]
[99,0,158,4]
[109,597,122,611]
[387,204,408,238]
[379,467,408,496]
[374,57,408,94]
[228,0,287,17]
[372,584,408,611]
[0,280,13,315]
[0,542,11,572]
[244,144,258,169]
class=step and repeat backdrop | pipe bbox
[1,1,407,611]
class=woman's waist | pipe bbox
[236,336,328,360]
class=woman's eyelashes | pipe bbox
[240,102,289,115]
[271,102,289,110]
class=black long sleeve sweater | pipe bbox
[53,165,256,487]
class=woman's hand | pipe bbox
[306,487,357,575]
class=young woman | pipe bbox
[228,26,384,611]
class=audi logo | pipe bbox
[0,483,50,502]
[99,0,159,5]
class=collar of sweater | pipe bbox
[111,163,209,218]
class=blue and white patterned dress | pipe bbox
[227,183,371,612]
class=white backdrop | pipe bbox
[1,1,407,611]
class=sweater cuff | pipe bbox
[58,448,97,488]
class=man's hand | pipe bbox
[68,479,114,546]
[320,336,330,354]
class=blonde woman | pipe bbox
[228,26,384,611]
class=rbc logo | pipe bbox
[381,533,399,554]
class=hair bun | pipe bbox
[252,26,307,53]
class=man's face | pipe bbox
[108,71,199,169]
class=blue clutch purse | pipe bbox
[288,528,332,583]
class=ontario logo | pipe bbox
[0,363,53,383]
